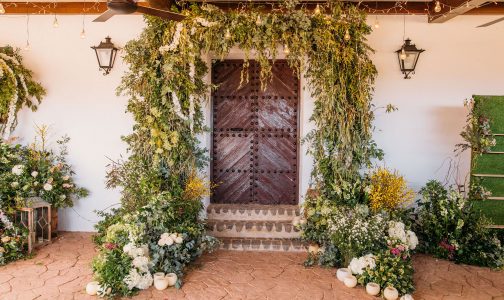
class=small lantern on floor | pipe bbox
[15,197,51,253]
[91,36,119,75]
[396,38,424,79]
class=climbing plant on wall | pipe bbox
[0,46,46,139]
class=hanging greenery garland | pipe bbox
[0,46,46,140]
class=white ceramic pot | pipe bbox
[343,275,357,288]
[154,276,170,291]
[166,273,178,287]
[383,286,399,300]
[308,244,320,254]
[85,281,100,296]
[153,272,165,281]
[365,282,381,296]
[336,268,351,282]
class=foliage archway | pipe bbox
[94,0,381,297]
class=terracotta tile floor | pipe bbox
[0,232,503,300]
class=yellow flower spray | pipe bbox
[368,167,414,212]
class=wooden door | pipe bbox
[211,60,299,205]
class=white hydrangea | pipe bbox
[132,256,149,273]
[136,272,153,290]
[348,254,376,275]
[388,221,418,250]
[123,268,142,290]
[0,210,13,230]
[11,165,24,176]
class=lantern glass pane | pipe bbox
[402,51,419,71]
[35,207,50,243]
[96,48,112,68]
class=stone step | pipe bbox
[206,204,301,221]
[206,219,301,239]
[218,237,306,252]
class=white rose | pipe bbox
[174,236,183,244]
[160,233,170,240]
[157,239,166,246]
[400,295,414,300]
[11,165,24,176]
[33,181,39,186]
[31,171,38,177]
[164,237,174,246]
[169,233,177,240]
[43,183,53,191]
[11,182,19,188]
[63,175,70,181]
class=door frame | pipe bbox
[209,58,301,205]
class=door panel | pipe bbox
[211,60,298,205]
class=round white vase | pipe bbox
[154,276,170,291]
[366,282,380,296]
[383,286,399,300]
[166,273,178,287]
[365,282,381,296]
[85,281,100,295]
[336,268,351,282]
[343,275,357,288]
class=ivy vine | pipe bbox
[0,46,46,139]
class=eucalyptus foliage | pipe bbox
[0,46,45,138]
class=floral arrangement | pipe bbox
[92,193,219,298]
[327,205,386,266]
[414,180,503,268]
[0,126,88,211]
[0,46,46,139]
[342,221,417,296]
[368,167,415,213]
[456,98,496,155]
[0,209,28,265]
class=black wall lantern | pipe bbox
[91,36,119,75]
[395,38,424,79]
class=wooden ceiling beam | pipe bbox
[0,1,503,15]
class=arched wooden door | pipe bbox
[211,60,299,205]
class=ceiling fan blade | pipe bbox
[136,6,185,21]
[93,10,117,22]
[477,17,504,27]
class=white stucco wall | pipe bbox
[1,14,504,231]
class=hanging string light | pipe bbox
[24,14,31,51]
[434,1,442,13]
[314,4,321,15]
[374,16,380,29]
[283,44,290,55]
[344,29,351,41]
[53,14,59,28]
[224,29,231,40]
[255,15,262,26]
[80,0,86,38]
